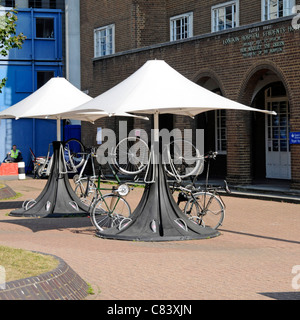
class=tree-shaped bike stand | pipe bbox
[10,141,90,218]
[96,145,220,242]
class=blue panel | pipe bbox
[64,125,82,141]
[35,40,57,60]
[4,41,33,60]
[35,119,57,156]
[15,69,33,93]
[15,10,33,39]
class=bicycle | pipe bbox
[172,151,231,229]
[30,144,53,179]
[67,145,133,232]
[88,162,133,232]
[73,146,100,206]
[63,138,85,172]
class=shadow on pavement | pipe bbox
[0,201,23,210]
[0,216,94,233]
[259,292,300,300]
[219,229,300,245]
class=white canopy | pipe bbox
[62,60,276,118]
[0,77,148,133]
[0,77,93,120]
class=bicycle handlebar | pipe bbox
[205,151,218,160]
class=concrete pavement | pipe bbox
[0,178,300,300]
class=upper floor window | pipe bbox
[0,0,57,8]
[170,12,193,41]
[212,1,239,32]
[262,0,295,21]
[1,0,15,7]
[36,18,54,39]
[94,24,115,58]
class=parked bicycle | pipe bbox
[30,144,53,179]
[171,151,231,229]
[64,143,133,232]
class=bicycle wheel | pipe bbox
[183,191,224,229]
[64,138,85,170]
[113,137,150,175]
[90,193,131,231]
[75,179,98,206]
[163,140,203,179]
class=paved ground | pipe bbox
[0,178,300,300]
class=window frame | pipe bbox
[94,24,115,58]
[215,109,227,155]
[261,0,295,21]
[35,17,55,39]
[170,12,193,42]
[211,0,239,33]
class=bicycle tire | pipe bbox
[90,193,131,231]
[112,137,150,175]
[64,138,85,170]
[75,179,98,207]
[183,191,224,229]
[163,140,203,179]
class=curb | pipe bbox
[222,188,300,204]
[0,252,89,300]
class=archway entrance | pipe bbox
[252,81,291,180]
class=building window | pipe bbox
[262,0,295,21]
[37,71,54,89]
[212,1,239,32]
[94,24,115,58]
[215,110,227,154]
[1,0,15,7]
[29,0,57,8]
[36,18,55,38]
[170,12,193,41]
[29,0,42,8]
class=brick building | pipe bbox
[80,0,300,189]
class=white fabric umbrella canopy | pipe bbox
[0,77,148,138]
[64,60,276,118]
[0,77,94,140]
[0,77,93,119]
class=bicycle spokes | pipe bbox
[184,192,224,229]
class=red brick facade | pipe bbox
[80,0,300,189]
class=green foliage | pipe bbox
[0,9,26,93]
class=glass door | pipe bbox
[265,88,291,179]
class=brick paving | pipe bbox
[0,178,300,300]
[0,253,89,300]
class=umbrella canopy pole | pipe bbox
[154,111,159,142]
[57,119,61,141]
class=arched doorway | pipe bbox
[252,81,290,180]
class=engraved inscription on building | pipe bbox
[222,24,297,58]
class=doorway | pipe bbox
[265,86,291,179]
[252,81,290,180]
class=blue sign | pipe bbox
[290,132,300,145]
